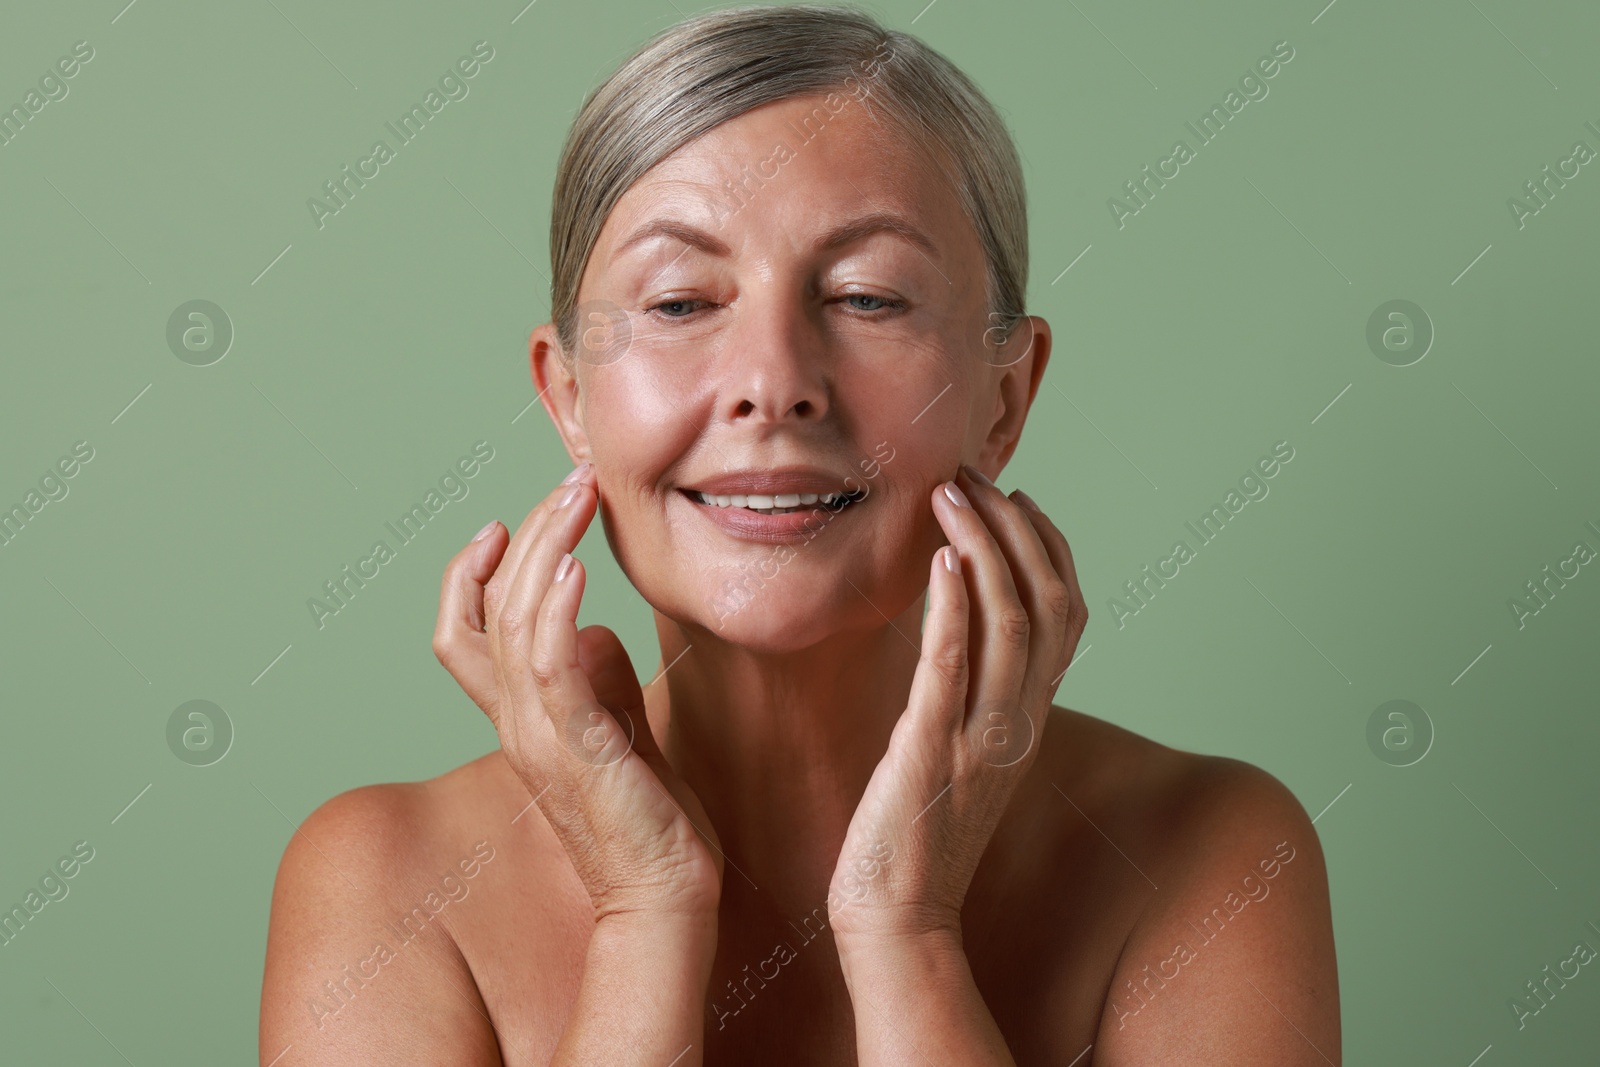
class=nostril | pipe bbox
[729,396,821,420]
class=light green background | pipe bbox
[3,0,1597,1062]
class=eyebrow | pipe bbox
[612,210,941,262]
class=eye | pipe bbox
[645,297,710,319]
[842,293,906,314]
[644,293,905,320]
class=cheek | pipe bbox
[863,382,971,491]
[582,362,700,467]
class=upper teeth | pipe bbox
[692,491,852,509]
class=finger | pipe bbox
[484,462,594,621]
[1007,489,1088,692]
[499,477,597,645]
[1008,489,1083,606]
[575,624,665,766]
[526,554,633,774]
[904,544,970,740]
[433,521,507,708]
[958,466,1065,622]
[956,465,1075,706]
[484,477,600,781]
[932,477,1030,720]
[437,521,505,635]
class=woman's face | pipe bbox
[534,92,1049,651]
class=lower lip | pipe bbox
[680,489,863,543]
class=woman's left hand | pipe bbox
[827,463,1088,943]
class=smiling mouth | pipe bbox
[683,488,867,515]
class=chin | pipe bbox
[694,612,832,654]
[681,568,920,653]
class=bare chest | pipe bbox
[448,835,1141,1066]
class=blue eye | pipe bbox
[844,293,904,313]
[648,298,705,318]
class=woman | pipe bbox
[260,5,1339,1064]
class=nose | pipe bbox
[714,286,830,425]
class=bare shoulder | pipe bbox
[1040,705,1321,863]
[259,752,517,1066]
[1040,706,1339,1065]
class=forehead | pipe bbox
[589,93,979,266]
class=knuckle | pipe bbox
[431,634,454,668]
[528,649,563,690]
[495,608,529,646]
[927,640,969,689]
[1041,581,1074,630]
[997,603,1032,646]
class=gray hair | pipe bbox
[548,3,1028,357]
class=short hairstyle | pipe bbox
[548,3,1028,357]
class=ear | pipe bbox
[976,314,1052,474]
[530,321,591,465]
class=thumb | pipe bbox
[574,625,663,764]
[578,629,721,869]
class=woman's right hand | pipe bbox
[432,461,724,924]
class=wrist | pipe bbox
[590,908,720,980]
[827,897,963,945]
[555,908,720,1062]
[834,923,966,990]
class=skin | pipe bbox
[260,92,1340,1065]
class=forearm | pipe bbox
[552,911,718,1066]
[836,928,1016,1066]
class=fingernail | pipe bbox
[942,481,970,508]
[558,484,582,508]
[561,461,592,486]
[1011,489,1041,513]
[554,553,575,582]
[472,520,498,542]
[961,464,992,487]
[942,545,961,574]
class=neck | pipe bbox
[644,594,925,924]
